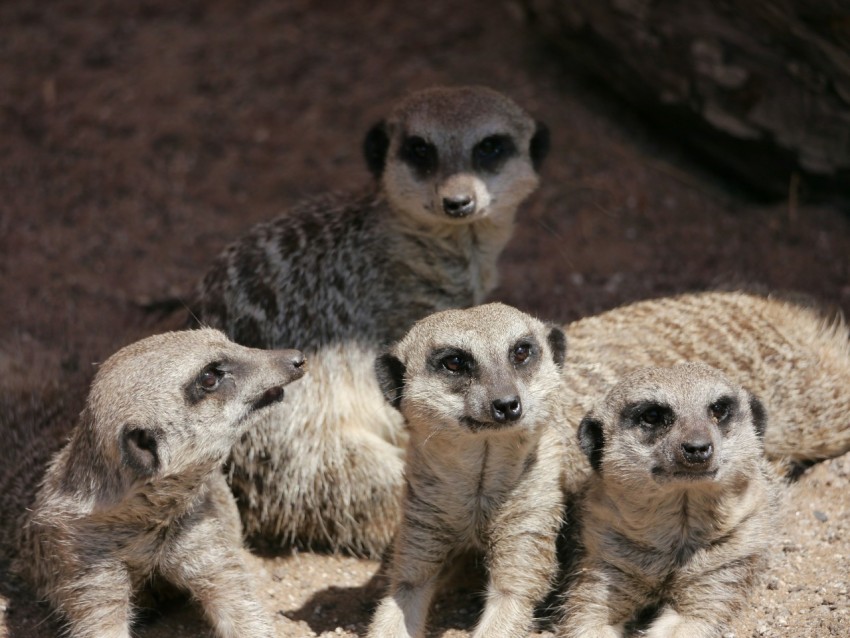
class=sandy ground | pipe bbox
[1,1,848,636]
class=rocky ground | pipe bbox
[1,1,848,636]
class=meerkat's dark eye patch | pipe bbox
[625,402,674,429]
[399,135,438,177]
[708,396,736,425]
[428,347,475,375]
[472,134,517,173]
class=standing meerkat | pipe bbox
[368,303,568,638]
[193,86,550,556]
[559,363,781,638]
[14,329,305,638]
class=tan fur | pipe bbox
[368,303,568,638]
[194,86,548,556]
[15,329,305,638]
[560,291,850,490]
[558,363,781,638]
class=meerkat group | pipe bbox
[193,85,550,556]
[4,85,850,637]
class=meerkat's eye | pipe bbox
[440,354,471,374]
[512,343,532,365]
[709,398,733,423]
[198,366,224,392]
[475,136,504,159]
[473,134,516,172]
[636,404,671,428]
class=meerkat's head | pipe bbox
[578,362,767,492]
[79,328,305,483]
[375,303,566,438]
[363,86,548,228]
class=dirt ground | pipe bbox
[1,1,848,636]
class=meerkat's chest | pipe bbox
[417,438,533,548]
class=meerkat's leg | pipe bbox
[644,554,761,638]
[473,463,562,638]
[558,569,626,638]
[57,565,134,638]
[160,516,274,638]
[473,516,557,638]
[643,607,718,638]
[368,523,449,638]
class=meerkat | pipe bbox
[193,85,550,556]
[558,362,781,638]
[14,328,305,638]
[368,303,568,638]
[559,290,850,488]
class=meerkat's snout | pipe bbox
[491,394,522,423]
[438,173,492,219]
[442,193,475,217]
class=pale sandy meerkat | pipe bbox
[558,362,781,638]
[559,290,850,491]
[368,303,568,638]
[193,86,549,556]
[14,329,305,638]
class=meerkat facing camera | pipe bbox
[194,86,549,556]
[15,329,305,638]
[558,363,780,638]
[368,303,568,638]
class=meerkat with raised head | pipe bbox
[368,303,568,638]
[14,329,305,638]
[558,363,781,638]
[193,86,549,556]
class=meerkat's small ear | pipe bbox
[530,121,550,171]
[375,352,406,410]
[578,416,605,472]
[748,394,767,438]
[121,424,162,477]
[547,326,567,368]
[363,120,390,178]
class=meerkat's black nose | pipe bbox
[442,195,476,218]
[491,396,522,423]
[681,440,713,464]
[276,349,307,379]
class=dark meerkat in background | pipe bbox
[12,329,305,638]
[193,86,550,556]
[558,363,780,638]
[369,303,568,638]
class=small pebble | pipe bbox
[814,510,829,522]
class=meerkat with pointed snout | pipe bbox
[15,329,305,638]
[368,303,568,638]
[558,363,781,638]
[193,86,550,556]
